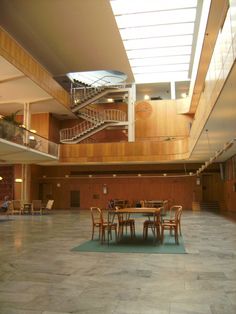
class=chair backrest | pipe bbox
[153,207,161,224]
[170,205,183,222]
[46,199,54,210]
[162,200,169,214]
[32,200,42,210]
[90,207,102,224]
[12,200,21,210]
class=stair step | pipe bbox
[200,201,220,211]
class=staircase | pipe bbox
[61,76,129,143]
[71,84,126,113]
[199,201,220,212]
[60,108,127,143]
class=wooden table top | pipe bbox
[114,207,161,214]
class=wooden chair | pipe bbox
[42,199,54,214]
[90,207,102,240]
[100,209,117,245]
[115,206,135,239]
[161,205,183,244]
[143,207,161,241]
[32,200,43,215]
[11,200,22,215]
[160,200,169,220]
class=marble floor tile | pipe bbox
[0,210,236,313]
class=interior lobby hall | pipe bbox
[0,0,236,313]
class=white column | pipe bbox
[23,102,31,129]
[22,103,31,203]
[170,81,176,99]
[128,83,136,142]
[21,164,31,203]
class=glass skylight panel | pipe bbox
[127,46,192,59]
[135,72,189,83]
[110,0,198,84]
[124,35,193,50]
[130,56,191,67]
[115,8,196,28]
[119,23,195,40]
[110,0,197,15]
[132,64,189,74]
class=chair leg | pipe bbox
[91,225,94,240]
[143,225,146,239]
[161,227,164,244]
[179,222,182,236]
[175,228,179,244]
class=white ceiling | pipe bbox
[0,0,236,166]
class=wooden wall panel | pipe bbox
[33,175,196,210]
[223,179,236,212]
[60,139,189,163]
[135,99,192,141]
[0,27,70,107]
[31,113,50,139]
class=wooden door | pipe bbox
[70,190,80,208]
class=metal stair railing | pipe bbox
[78,107,127,122]
[60,109,126,142]
[78,106,103,122]
[71,75,127,108]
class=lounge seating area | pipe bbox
[3,199,54,215]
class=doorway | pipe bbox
[70,190,80,208]
[39,183,53,203]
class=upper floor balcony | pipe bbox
[0,118,59,164]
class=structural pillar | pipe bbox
[170,81,176,100]
[128,83,136,142]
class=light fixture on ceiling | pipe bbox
[0,176,3,181]
[107,98,114,102]
[144,94,150,100]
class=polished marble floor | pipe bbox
[0,209,236,314]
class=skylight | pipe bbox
[110,0,199,84]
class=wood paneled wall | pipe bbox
[31,113,50,139]
[135,99,192,141]
[189,0,229,113]
[223,179,236,212]
[33,175,196,210]
[0,27,70,107]
[60,139,189,163]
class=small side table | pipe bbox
[22,203,32,214]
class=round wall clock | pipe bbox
[135,101,152,119]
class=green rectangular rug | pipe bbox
[72,234,186,254]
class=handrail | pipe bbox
[0,119,59,157]
[60,109,127,142]
[90,75,126,87]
